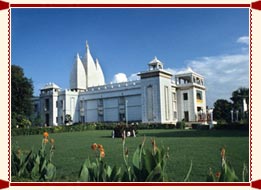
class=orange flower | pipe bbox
[91,143,98,150]
[50,138,55,144]
[44,138,49,144]
[43,132,49,138]
[215,172,221,178]
[100,150,105,158]
[97,144,103,150]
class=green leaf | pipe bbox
[17,150,33,177]
[44,162,56,181]
[30,163,40,181]
[219,160,239,182]
[142,149,155,174]
[79,161,90,182]
[132,145,142,170]
[106,165,112,179]
[242,163,248,182]
[145,163,163,182]
[183,160,193,182]
[111,165,122,182]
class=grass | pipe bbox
[11,129,249,182]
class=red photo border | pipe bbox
[1,0,260,189]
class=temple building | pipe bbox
[34,42,207,126]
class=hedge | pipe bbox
[213,123,249,130]
[11,122,178,136]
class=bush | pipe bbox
[11,122,179,137]
[176,121,186,129]
[113,124,138,138]
[12,132,56,181]
[213,123,248,130]
[137,123,176,130]
[191,124,209,130]
[79,138,176,182]
[206,147,248,182]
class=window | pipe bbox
[98,99,103,107]
[80,100,84,109]
[196,90,202,100]
[80,116,85,123]
[98,114,104,122]
[172,92,176,101]
[45,99,50,111]
[119,113,125,122]
[184,111,189,122]
[60,100,63,109]
[197,107,202,112]
[183,93,188,100]
[196,90,203,103]
[119,97,125,105]
[146,85,154,121]
[34,104,38,112]
[164,86,170,120]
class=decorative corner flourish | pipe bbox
[0,179,9,190]
[251,0,261,10]
[252,179,261,189]
[0,0,9,10]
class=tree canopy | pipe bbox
[213,87,249,124]
[11,65,34,128]
[230,87,249,112]
[213,99,233,123]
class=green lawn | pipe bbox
[11,129,249,182]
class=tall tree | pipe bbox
[230,87,249,111]
[11,65,34,128]
[213,99,233,123]
[230,87,249,122]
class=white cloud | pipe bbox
[111,72,140,83]
[128,73,140,81]
[112,73,128,83]
[170,53,249,107]
[237,36,249,45]
[111,37,249,108]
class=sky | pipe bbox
[11,8,249,107]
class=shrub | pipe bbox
[206,147,248,182]
[191,123,209,130]
[213,123,249,130]
[11,132,56,181]
[79,137,193,182]
[176,121,186,129]
[79,143,122,182]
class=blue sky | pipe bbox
[11,8,249,107]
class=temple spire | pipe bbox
[86,40,89,51]
[70,52,86,90]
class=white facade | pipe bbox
[175,70,207,122]
[36,42,207,126]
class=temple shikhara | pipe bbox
[33,42,207,126]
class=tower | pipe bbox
[39,83,60,126]
[139,57,175,123]
[70,53,86,91]
[175,68,206,122]
[82,41,105,88]
[69,41,106,90]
